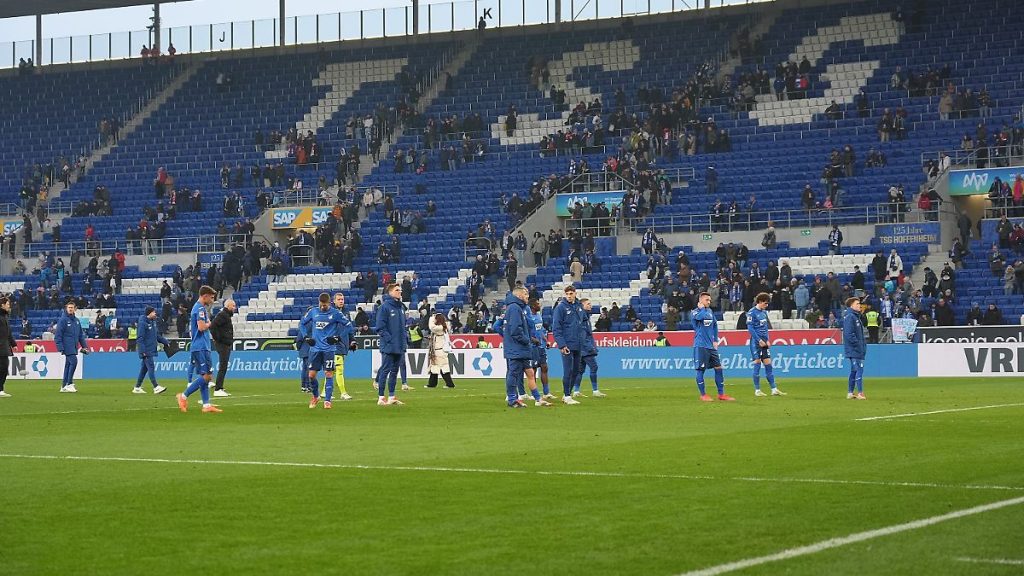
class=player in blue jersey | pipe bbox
[176,286,221,413]
[572,298,606,398]
[302,293,348,409]
[692,292,735,402]
[842,297,867,400]
[528,299,555,401]
[747,292,785,397]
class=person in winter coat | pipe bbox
[571,298,605,398]
[54,301,90,392]
[842,297,866,399]
[552,285,584,404]
[133,306,170,395]
[209,299,237,397]
[374,283,408,404]
[0,295,17,397]
[887,249,904,281]
[501,287,537,407]
[530,232,548,267]
[794,281,810,320]
[425,314,456,389]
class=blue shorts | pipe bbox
[191,350,213,376]
[308,350,336,372]
[694,348,722,370]
[531,347,548,369]
[750,345,771,362]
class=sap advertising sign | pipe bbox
[1,218,24,235]
[919,343,1024,377]
[948,167,1024,196]
[271,207,332,229]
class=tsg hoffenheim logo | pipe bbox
[32,355,49,378]
[473,351,493,376]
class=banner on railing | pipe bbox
[198,252,224,272]
[948,167,1024,196]
[874,223,940,245]
[271,207,332,229]
[19,339,129,352]
[891,318,918,343]
[554,191,624,218]
[917,325,1024,343]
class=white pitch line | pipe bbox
[676,496,1024,576]
[0,453,1021,492]
[956,557,1024,566]
[856,403,1024,421]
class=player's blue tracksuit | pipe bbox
[54,311,88,389]
[374,294,407,397]
[552,298,584,397]
[573,307,599,393]
[182,302,213,404]
[296,319,312,391]
[301,306,346,400]
[842,308,866,393]
[528,309,550,395]
[501,293,533,406]
[692,307,725,396]
[136,314,169,390]
[746,306,776,391]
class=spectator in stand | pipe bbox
[966,302,984,326]
[801,184,815,211]
[761,223,777,249]
[934,298,956,326]
[983,303,1005,325]
[827,225,843,255]
[705,166,718,195]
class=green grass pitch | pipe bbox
[1,376,1022,575]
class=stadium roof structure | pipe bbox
[0,0,189,19]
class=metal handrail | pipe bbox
[561,202,938,237]
[20,233,256,258]
[270,185,402,208]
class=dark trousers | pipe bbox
[868,326,879,344]
[560,350,582,397]
[214,342,231,390]
[427,372,455,388]
[0,355,8,391]
[63,353,79,388]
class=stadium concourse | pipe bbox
[0,0,1022,342]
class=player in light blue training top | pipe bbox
[176,285,220,413]
[747,292,785,397]
[692,292,735,402]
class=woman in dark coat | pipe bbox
[0,294,18,397]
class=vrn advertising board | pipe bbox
[947,167,1024,196]
[271,207,332,229]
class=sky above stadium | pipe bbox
[0,0,749,42]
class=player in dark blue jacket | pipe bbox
[842,297,867,399]
[54,301,90,393]
[374,283,408,405]
[552,285,584,405]
[747,292,785,397]
[572,298,606,398]
[133,306,169,395]
[501,288,535,407]
[295,307,314,393]
[692,292,735,402]
[301,293,347,409]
